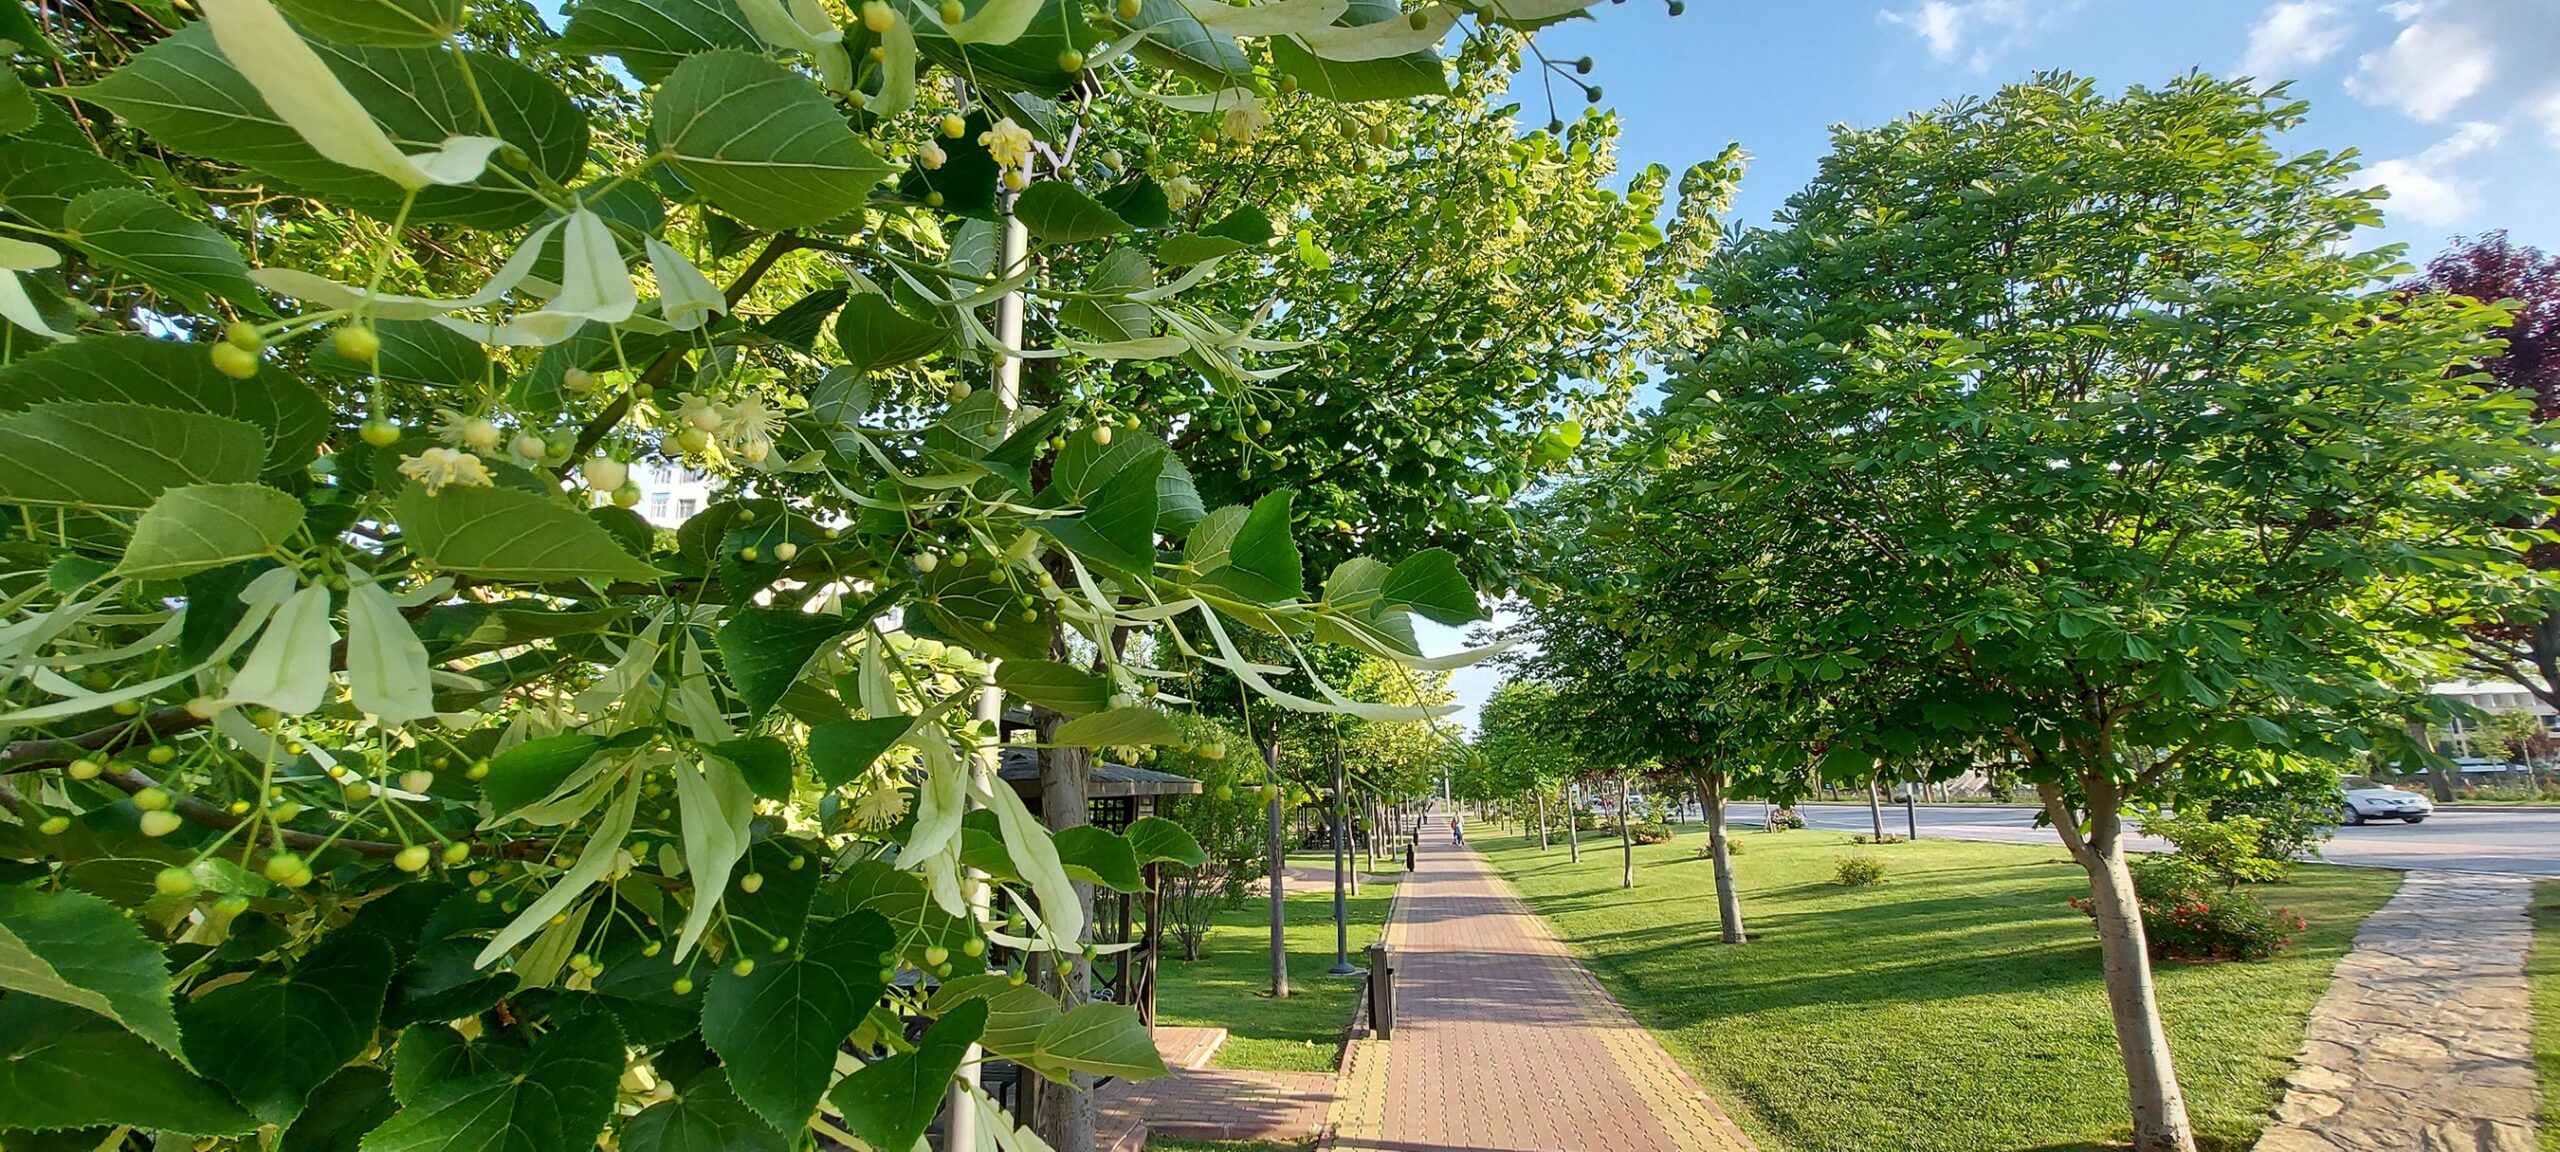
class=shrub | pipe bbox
[2139,810,2289,886]
[1850,833,1906,845]
[1630,821,1674,845]
[1832,855,1888,886]
[1695,837,1745,859]
[1767,808,1807,831]
[2072,857,2308,961]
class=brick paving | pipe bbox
[1333,813,1755,1152]
[1096,1026,1334,1148]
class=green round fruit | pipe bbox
[139,810,183,838]
[394,844,432,872]
[359,418,401,447]
[154,866,197,897]
[331,324,380,361]
[210,342,259,379]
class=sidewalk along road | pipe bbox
[1726,803,2560,877]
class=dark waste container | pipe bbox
[1365,940,1395,1039]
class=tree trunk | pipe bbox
[1617,773,1634,889]
[1536,789,1549,851]
[1696,768,1745,944]
[1867,777,1885,842]
[2041,781,2198,1152]
[2426,763,2457,802]
[1263,727,1288,1000]
[1031,707,1098,1152]
[1566,782,1581,862]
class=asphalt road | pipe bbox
[1726,802,2560,877]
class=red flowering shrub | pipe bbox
[2071,858,2307,961]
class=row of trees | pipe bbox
[1471,74,2557,1152]
[0,0,1729,1149]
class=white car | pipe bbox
[2340,785,2433,825]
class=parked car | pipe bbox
[2340,784,2434,825]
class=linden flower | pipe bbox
[918,139,948,170]
[851,777,912,829]
[720,394,782,464]
[1162,174,1203,211]
[397,447,495,494]
[978,117,1036,173]
[676,392,724,432]
[435,409,502,452]
[1219,94,1270,144]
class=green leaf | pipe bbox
[479,735,606,818]
[701,911,896,1132]
[707,736,794,801]
[1052,825,1143,891]
[926,975,1056,1059]
[1124,815,1206,868]
[0,335,330,473]
[1156,231,1251,265]
[61,189,259,310]
[0,886,183,1058]
[1381,547,1481,625]
[115,483,304,580]
[0,402,266,511]
[1269,36,1445,101]
[716,607,866,722]
[0,141,144,229]
[309,318,490,389]
[387,1024,526,1106]
[806,716,912,789]
[835,290,951,373]
[275,0,467,45]
[1197,489,1303,603]
[915,564,1052,662]
[560,0,761,85]
[828,1000,985,1152]
[1122,0,1249,86]
[83,25,589,227]
[1050,706,1182,748]
[1201,205,1276,246]
[1014,180,1131,244]
[384,938,517,1028]
[621,1071,783,1152]
[1046,450,1162,573]
[654,51,894,231]
[179,932,396,1126]
[1031,1002,1168,1080]
[0,997,258,1136]
[278,1066,398,1152]
[396,484,661,584]
[995,660,1110,717]
[361,1008,623,1152]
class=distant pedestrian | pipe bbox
[1451,816,1464,845]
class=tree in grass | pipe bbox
[2415,235,2560,736]
[1642,74,2548,1150]
[1476,680,1581,848]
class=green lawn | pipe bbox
[1477,828,2400,1152]
[2533,880,2559,1152]
[1150,869,1395,1072]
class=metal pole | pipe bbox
[943,209,1030,1149]
[1265,732,1288,999]
[1329,718,1356,975]
[1904,787,1918,841]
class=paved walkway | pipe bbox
[1098,1027,1332,1148]
[1330,814,1755,1152]
[2258,871,2541,1152]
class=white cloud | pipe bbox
[2240,1,2352,80]
[2534,88,2560,149]
[1877,0,2068,71]
[2344,0,2560,124]
[2358,121,2504,227]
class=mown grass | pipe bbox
[1477,826,2398,1152]
[2532,880,2560,1152]
[1148,867,1396,1072]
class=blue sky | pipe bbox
[1426,0,2560,731]
[1513,0,2560,256]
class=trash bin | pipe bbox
[1404,841,1415,872]
[1365,940,1395,1039]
